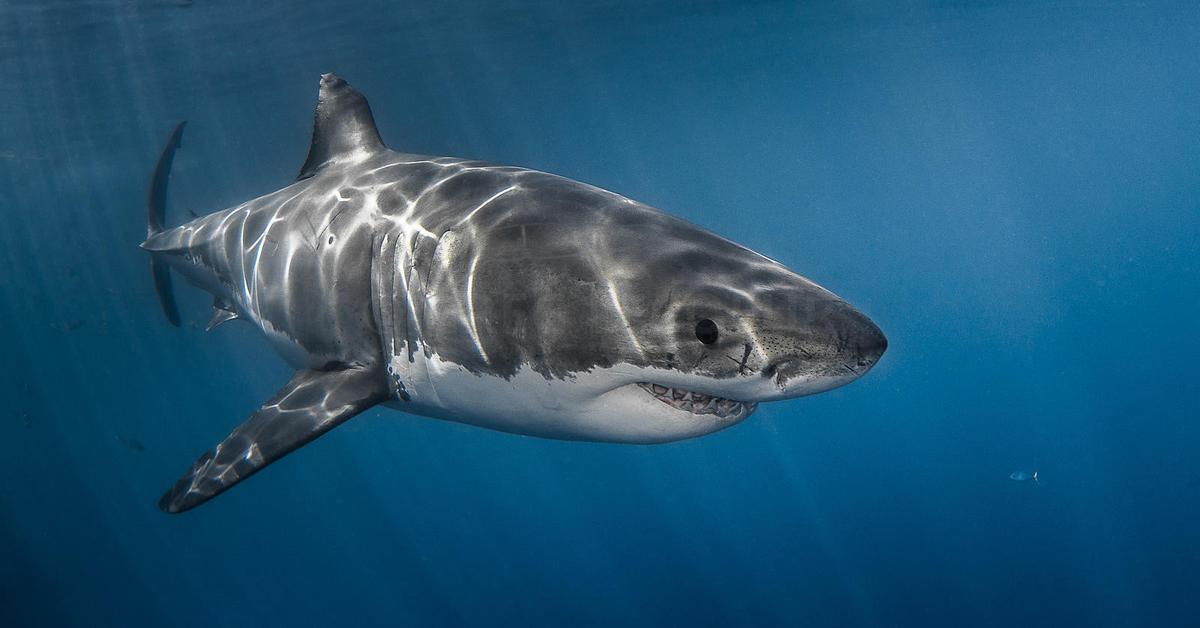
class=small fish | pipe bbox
[50,320,86,332]
[117,435,147,453]
[1010,470,1039,484]
[0,152,47,161]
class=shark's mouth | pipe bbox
[637,383,758,419]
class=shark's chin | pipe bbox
[634,382,758,421]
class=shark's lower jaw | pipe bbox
[636,382,758,419]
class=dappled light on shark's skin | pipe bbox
[141,73,887,513]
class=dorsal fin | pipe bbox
[297,73,386,180]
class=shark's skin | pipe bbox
[144,74,887,513]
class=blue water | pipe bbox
[3,2,1198,626]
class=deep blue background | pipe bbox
[2,1,1198,626]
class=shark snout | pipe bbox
[754,296,887,398]
[842,306,887,370]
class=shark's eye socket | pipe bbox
[695,319,719,344]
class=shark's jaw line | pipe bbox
[635,382,758,420]
[381,355,766,444]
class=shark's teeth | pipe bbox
[636,383,756,419]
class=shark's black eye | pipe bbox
[695,319,719,344]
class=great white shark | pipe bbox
[143,74,887,513]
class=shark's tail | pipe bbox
[146,121,186,327]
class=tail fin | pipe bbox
[147,122,187,326]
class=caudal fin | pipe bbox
[146,122,186,326]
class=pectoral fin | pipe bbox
[158,366,388,513]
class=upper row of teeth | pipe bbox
[637,383,756,418]
[649,383,710,401]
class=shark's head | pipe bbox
[561,193,887,442]
[389,170,886,443]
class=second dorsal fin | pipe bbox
[205,297,240,331]
[297,73,386,180]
